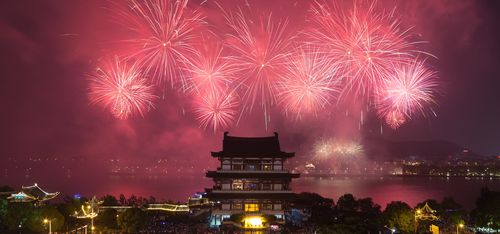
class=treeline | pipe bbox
[0,185,498,233]
[289,187,499,233]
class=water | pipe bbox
[7,174,499,210]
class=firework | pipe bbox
[184,40,238,95]
[313,138,334,159]
[377,59,439,121]
[308,1,424,98]
[313,138,364,159]
[192,90,239,132]
[222,8,293,126]
[88,57,157,119]
[332,140,364,156]
[277,47,339,118]
[112,0,204,89]
[384,110,406,129]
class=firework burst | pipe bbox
[184,40,238,95]
[88,57,157,119]
[377,59,439,122]
[308,1,425,98]
[384,110,406,129]
[112,0,204,89]
[313,138,364,159]
[277,47,339,118]
[192,90,239,132]
[222,7,293,126]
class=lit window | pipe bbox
[232,180,243,190]
[245,203,259,212]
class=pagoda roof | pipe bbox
[211,132,295,158]
[21,183,59,201]
[7,191,36,202]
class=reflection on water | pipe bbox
[5,174,500,209]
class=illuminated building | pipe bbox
[206,132,300,230]
[7,183,59,205]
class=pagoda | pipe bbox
[205,132,300,230]
[7,183,59,205]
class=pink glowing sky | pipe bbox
[0,0,499,172]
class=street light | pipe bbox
[43,218,52,234]
[384,225,396,234]
[456,223,464,234]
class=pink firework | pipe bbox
[308,1,424,98]
[384,110,406,129]
[112,0,204,89]
[222,8,293,126]
[377,59,439,121]
[192,90,239,132]
[88,58,157,119]
[184,40,238,95]
[278,48,339,118]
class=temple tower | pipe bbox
[206,132,300,230]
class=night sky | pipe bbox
[1,0,500,171]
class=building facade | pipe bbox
[205,132,300,230]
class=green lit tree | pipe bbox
[26,206,64,232]
[4,202,33,230]
[381,201,414,234]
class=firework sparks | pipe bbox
[184,40,238,95]
[222,7,293,126]
[313,138,364,159]
[308,1,424,98]
[277,47,339,118]
[384,110,406,129]
[377,59,439,121]
[112,0,204,89]
[88,57,157,119]
[192,90,239,132]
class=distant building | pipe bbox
[7,183,59,205]
[205,132,300,230]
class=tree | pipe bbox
[336,194,357,212]
[4,202,33,230]
[381,201,414,234]
[26,206,64,232]
[439,197,467,233]
[117,208,146,233]
[292,192,335,225]
[0,198,8,230]
[119,194,127,206]
[96,208,119,231]
[57,195,85,230]
[471,187,500,230]
[331,195,382,233]
[101,195,119,206]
